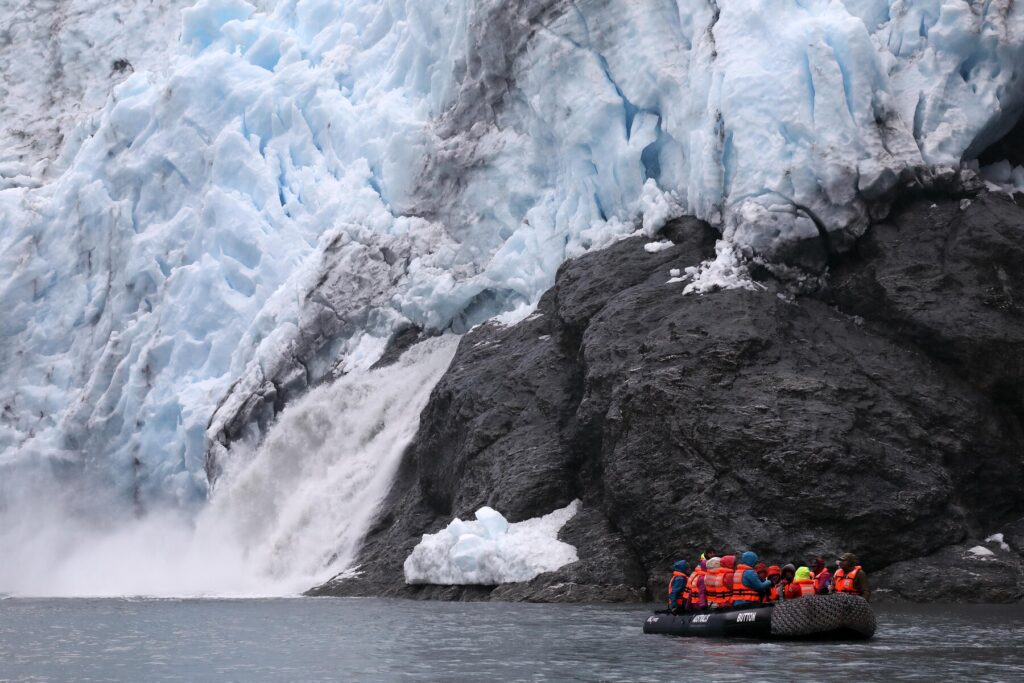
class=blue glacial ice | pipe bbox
[1,0,1022,507]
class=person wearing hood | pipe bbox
[686,559,708,610]
[667,560,690,612]
[811,556,831,594]
[785,566,817,599]
[777,563,796,600]
[704,557,731,607]
[730,551,774,606]
[764,565,782,602]
[719,555,738,607]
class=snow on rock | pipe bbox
[643,240,674,254]
[681,240,764,295]
[981,161,1024,195]
[986,533,1012,552]
[967,545,995,558]
[404,500,581,585]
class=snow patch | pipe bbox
[644,240,675,254]
[404,500,581,585]
[681,241,764,295]
[967,545,995,558]
[986,533,1011,552]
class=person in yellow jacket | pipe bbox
[784,566,817,599]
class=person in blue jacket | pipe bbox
[732,551,774,606]
[667,560,690,612]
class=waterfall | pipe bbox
[0,336,458,597]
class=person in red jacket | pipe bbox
[784,566,817,599]
[764,565,782,602]
[811,556,831,594]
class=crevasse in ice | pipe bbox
[1,0,1022,503]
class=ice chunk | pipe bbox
[985,533,1011,552]
[451,534,488,573]
[967,545,995,558]
[404,500,581,585]
[644,240,675,253]
[475,506,510,540]
[639,179,683,236]
[682,241,765,295]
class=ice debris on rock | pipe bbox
[986,533,1012,552]
[981,161,1024,196]
[967,545,996,558]
[404,501,581,585]
[644,240,675,254]
[681,241,764,295]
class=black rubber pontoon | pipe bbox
[643,593,876,640]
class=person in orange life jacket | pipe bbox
[784,566,817,599]
[833,552,870,600]
[811,556,831,594]
[776,563,796,599]
[667,560,690,612]
[686,559,708,610]
[719,555,738,606]
[764,565,782,602]
[731,551,774,606]
[703,557,731,608]
[754,562,767,580]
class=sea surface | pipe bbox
[1,598,1021,682]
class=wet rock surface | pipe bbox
[873,536,1024,603]
[311,192,1024,603]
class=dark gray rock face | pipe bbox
[873,540,1024,604]
[311,192,1024,603]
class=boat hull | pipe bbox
[643,594,876,640]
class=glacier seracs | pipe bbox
[1,0,1022,507]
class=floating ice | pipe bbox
[404,500,581,585]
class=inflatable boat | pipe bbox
[643,593,876,640]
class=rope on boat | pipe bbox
[770,593,876,638]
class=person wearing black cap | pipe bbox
[833,552,870,600]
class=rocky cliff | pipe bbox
[310,190,1024,603]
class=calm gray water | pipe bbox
[1,599,1022,682]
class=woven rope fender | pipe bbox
[770,593,877,638]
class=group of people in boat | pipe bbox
[667,551,869,612]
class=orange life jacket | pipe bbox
[667,571,690,607]
[763,584,779,603]
[834,566,863,594]
[686,568,706,607]
[704,567,732,606]
[790,578,816,597]
[729,564,762,604]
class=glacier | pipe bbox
[1,0,1022,594]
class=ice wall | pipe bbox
[1,0,1022,512]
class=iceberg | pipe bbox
[404,501,581,585]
